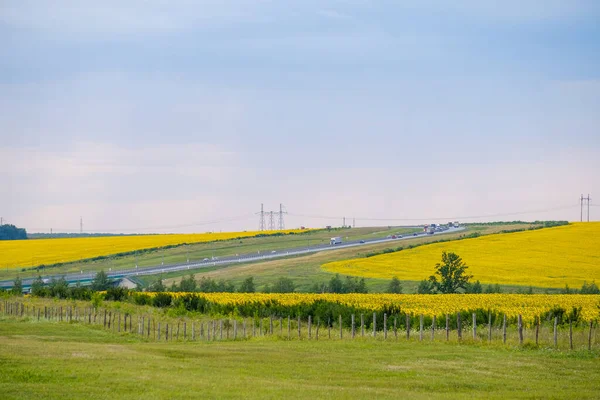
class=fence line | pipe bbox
[1,300,597,350]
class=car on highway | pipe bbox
[413,233,418,236]
[271,250,276,254]
[203,258,209,261]
[359,240,365,243]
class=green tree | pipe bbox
[11,276,23,296]
[91,270,112,291]
[355,278,368,293]
[179,274,197,292]
[328,274,343,293]
[148,277,165,292]
[417,280,434,294]
[31,275,46,296]
[428,252,472,294]
[387,276,403,294]
[580,281,600,294]
[271,277,295,293]
[465,280,482,294]
[48,277,69,299]
[239,277,255,293]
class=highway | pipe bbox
[0,227,464,290]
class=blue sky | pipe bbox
[1,1,599,232]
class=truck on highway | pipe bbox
[330,237,342,245]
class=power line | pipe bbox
[288,204,579,222]
[29,214,256,233]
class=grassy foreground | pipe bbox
[1,318,599,399]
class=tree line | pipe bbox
[0,224,27,240]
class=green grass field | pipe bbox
[1,316,599,399]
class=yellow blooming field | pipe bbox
[148,293,600,322]
[323,222,600,288]
[0,230,303,269]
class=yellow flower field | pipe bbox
[0,230,304,269]
[322,222,600,288]
[147,292,600,322]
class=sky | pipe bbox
[1,1,599,233]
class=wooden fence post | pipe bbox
[308,316,312,339]
[588,321,593,351]
[260,318,263,336]
[288,316,291,339]
[431,316,435,341]
[503,315,507,344]
[148,318,151,338]
[234,320,237,340]
[553,317,558,348]
[192,322,196,341]
[419,314,424,341]
[207,322,211,341]
[361,314,365,337]
[339,315,343,339]
[184,322,187,340]
[165,324,169,341]
[518,315,523,345]
[406,314,411,340]
[316,317,320,340]
[252,319,256,337]
[242,320,246,339]
[157,322,161,341]
[394,316,398,339]
[535,316,539,346]
[446,314,449,341]
[219,320,223,340]
[384,313,387,340]
[569,319,573,350]
[103,309,107,328]
[279,317,283,336]
[457,313,462,341]
[118,313,121,333]
[472,313,477,340]
[270,316,273,335]
[297,316,301,339]
[488,313,492,342]
[351,314,355,339]
[373,312,377,337]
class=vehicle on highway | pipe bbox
[359,240,365,243]
[271,250,276,254]
[330,237,342,245]
[413,233,418,236]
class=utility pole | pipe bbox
[0,217,3,225]
[343,216,346,228]
[353,218,355,228]
[581,194,592,222]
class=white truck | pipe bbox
[330,237,342,245]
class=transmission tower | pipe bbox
[269,211,275,230]
[278,203,287,230]
[580,194,591,222]
[256,204,266,231]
